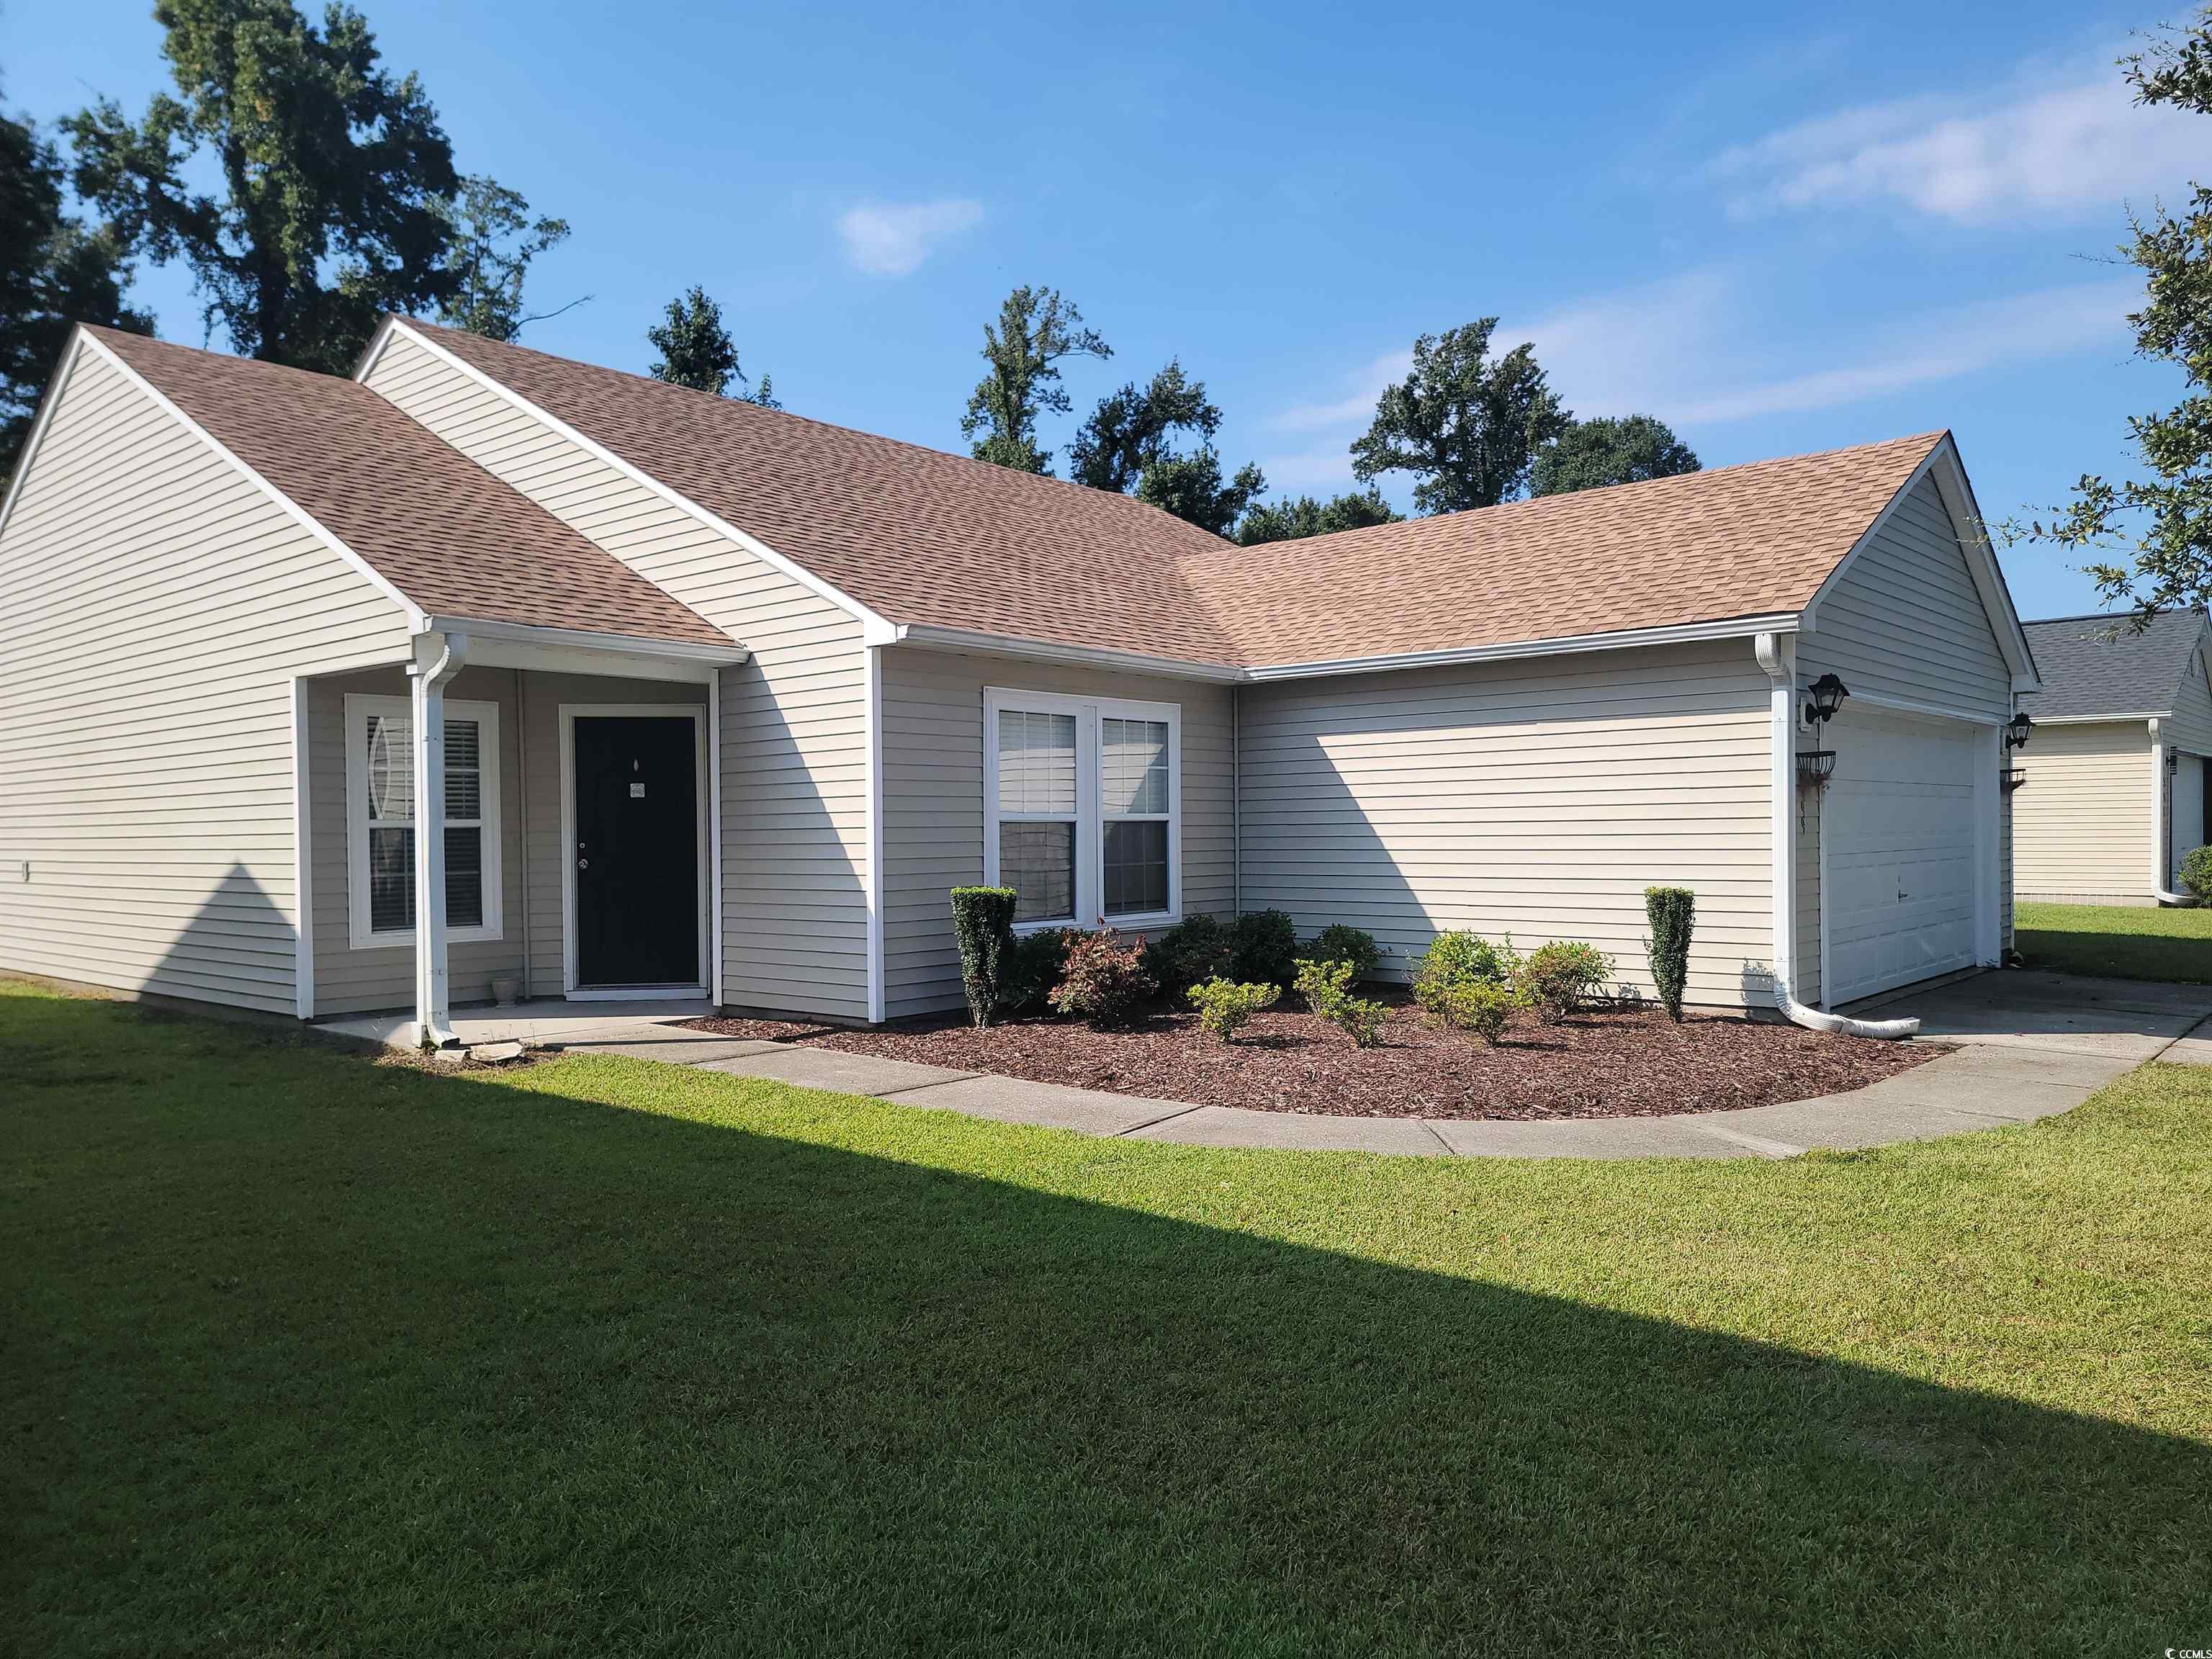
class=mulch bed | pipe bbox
[680,992,1938,1120]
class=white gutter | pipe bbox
[1755,631,1920,1040]
[2149,718,2198,906]
[1244,613,1804,683]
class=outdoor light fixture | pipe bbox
[2004,711,2033,753]
[1803,673,1849,727]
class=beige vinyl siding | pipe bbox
[1803,475,2012,721]
[880,646,1235,1018]
[2011,721,2150,900]
[1236,640,1773,1009]
[363,331,871,1020]
[0,345,413,1015]
[1795,791,1822,1004]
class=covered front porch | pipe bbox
[299,620,749,1047]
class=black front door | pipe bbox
[573,715,699,986]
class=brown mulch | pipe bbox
[680,992,1938,1121]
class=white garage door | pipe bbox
[1825,707,1982,1004]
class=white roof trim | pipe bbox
[1244,613,1802,682]
[890,623,1246,683]
[360,318,894,638]
[421,613,750,665]
[2028,711,2167,725]
[69,328,428,628]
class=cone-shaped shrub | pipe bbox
[1644,886,1695,1022]
[950,886,1018,1027]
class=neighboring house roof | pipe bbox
[395,322,1960,673]
[2017,608,2210,719]
[85,327,730,649]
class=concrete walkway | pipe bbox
[523,969,2212,1161]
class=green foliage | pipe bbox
[949,887,1017,1027]
[1068,359,1266,534]
[1438,978,1521,1045]
[1133,447,1267,536]
[1047,928,1154,1028]
[1642,887,1696,1022]
[1514,941,1615,1025]
[1533,415,1700,497]
[1412,930,1515,1017]
[2182,845,2212,904]
[1234,487,1401,546]
[434,176,572,343]
[1351,320,1571,514]
[1004,926,1076,1015]
[1140,914,1236,998]
[1292,958,1388,1048]
[962,284,1110,474]
[66,0,467,372]
[1,89,150,478]
[1186,976,1280,1043]
[1305,924,1380,981]
[1229,909,1300,989]
[648,285,774,402]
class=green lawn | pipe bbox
[2016,899,2212,982]
[4,979,2210,1656]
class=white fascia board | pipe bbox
[77,329,427,629]
[889,623,1247,683]
[364,320,895,639]
[420,613,750,666]
[1244,613,1802,682]
[2027,711,2169,725]
[0,331,86,543]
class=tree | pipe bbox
[1350,320,1570,515]
[961,285,1109,474]
[2018,14,2212,622]
[1233,488,1402,547]
[435,176,574,343]
[646,285,776,404]
[1067,358,1267,532]
[4,92,153,477]
[1532,414,1700,497]
[66,0,467,374]
[1134,449,1267,538]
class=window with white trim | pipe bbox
[344,694,503,949]
[984,688,1179,929]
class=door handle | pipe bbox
[577,858,590,870]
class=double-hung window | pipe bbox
[344,693,503,949]
[984,688,1179,930]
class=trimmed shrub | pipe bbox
[1642,886,1696,1021]
[1305,923,1380,981]
[948,886,1017,1027]
[1004,926,1076,1015]
[1514,940,1614,1024]
[1048,929,1155,1029]
[1294,957,1389,1048]
[2184,845,2212,904]
[1141,914,1237,998]
[1230,909,1301,989]
[1439,979,1520,1046]
[1412,930,1515,1017]
[1187,976,1281,1043]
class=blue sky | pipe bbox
[7,0,2208,618]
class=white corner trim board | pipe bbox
[1755,631,1921,1040]
[2149,717,2200,907]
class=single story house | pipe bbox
[2013,608,2212,904]
[0,320,2039,1044]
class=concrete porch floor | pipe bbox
[320,997,715,1051]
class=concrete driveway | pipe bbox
[1852,970,2212,1064]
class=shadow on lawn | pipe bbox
[5,995,2207,1655]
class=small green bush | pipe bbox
[2183,845,2212,904]
[1230,909,1301,988]
[1187,976,1281,1043]
[1514,940,1614,1024]
[1048,929,1155,1029]
[1305,923,1380,981]
[1439,979,1520,1045]
[948,886,1017,1027]
[1293,957,1389,1048]
[1642,886,1695,1021]
[1004,927,1076,1015]
[1412,930,1515,1017]
[1141,914,1237,997]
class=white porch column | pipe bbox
[410,629,469,1046]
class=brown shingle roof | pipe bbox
[89,327,731,649]
[405,323,1947,673]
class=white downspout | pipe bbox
[410,628,469,1048]
[1755,631,1920,1040]
[2151,717,2196,906]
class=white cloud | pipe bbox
[836,198,984,276]
[1716,64,2206,223]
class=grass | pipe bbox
[2015,899,2212,982]
[3,979,2209,1656]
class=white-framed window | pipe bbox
[343,693,503,950]
[984,688,1180,930]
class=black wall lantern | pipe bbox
[1804,673,1850,727]
[2004,711,2033,753]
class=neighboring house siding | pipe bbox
[1803,475,2012,721]
[879,646,1235,1019]
[0,346,412,1015]
[2011,721,2151,900]
[363,331,871,1020]
[2166,645,2212,757]
[1236,640,1773,1009]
